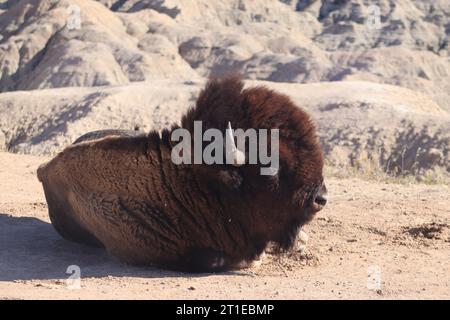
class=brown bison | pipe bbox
[37,76,327,272]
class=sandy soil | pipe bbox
[0,151,448,300]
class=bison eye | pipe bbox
[218,169,243,189]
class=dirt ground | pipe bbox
[0,151,448,300]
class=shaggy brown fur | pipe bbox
[37,76,327,272]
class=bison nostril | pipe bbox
[315,194,327,206]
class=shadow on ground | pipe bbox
[0,213,241,281]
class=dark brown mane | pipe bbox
[183,75,323,186]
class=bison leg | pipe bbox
[42,183,103,248]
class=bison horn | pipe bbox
[227,122,245,166]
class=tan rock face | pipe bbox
[1,0,449,110]
[0,0,198,91]
[100,0,450,110]
[0,129,5,151]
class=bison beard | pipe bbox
[37,76,326,273]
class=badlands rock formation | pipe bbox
[2,1,448,107]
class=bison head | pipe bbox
[179,75,327,253]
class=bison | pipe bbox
[37,76,327,272]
